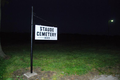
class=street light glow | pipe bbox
[111,20,114,22]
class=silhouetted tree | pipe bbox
[0,0,9,58]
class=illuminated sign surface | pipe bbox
[35,25,57,40]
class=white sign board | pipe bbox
[35,25,57,40]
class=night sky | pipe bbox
[2,0,120,35]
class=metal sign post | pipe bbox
[31,6,33,73]
[30,6,57,74]
[23,6,37,78]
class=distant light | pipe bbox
[111,20,114,22]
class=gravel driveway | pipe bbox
[91,75,120,80]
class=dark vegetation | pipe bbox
[1,32,120,45]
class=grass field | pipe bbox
[0,41,120,80]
